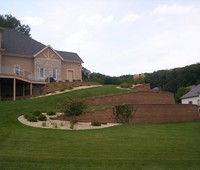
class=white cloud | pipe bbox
[63,30,101,52]
[79,15,114,26]
[154,4,195,15]
[153,18,165,23]
[119,13,141,23]
[21,16,44,26]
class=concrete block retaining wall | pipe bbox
[74,104,199,124]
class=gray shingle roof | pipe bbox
[1,28,83,63]
[181,84,200,99]
[2,28,45,56]
[57,50,83,63]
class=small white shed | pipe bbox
[181,84,200,106]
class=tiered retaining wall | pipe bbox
[85,91,175,105]
[71,104,199,124]
[33,81,100,95]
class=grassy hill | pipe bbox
[0,85,200,169]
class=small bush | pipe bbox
[27,114,37,122]
[120,82,132,88]
[38,114,47,121]
[60,85,73,92]
[24,113,31,119]
[60,98,87,117]
[113,104,136,124]
[33,110,42,116]
[47,111,56,116]
[102,122,107,125]
[91,120,101,126]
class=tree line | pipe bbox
[83,63,200,102]
[144,63,200,93]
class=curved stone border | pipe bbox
[18,113,120,130]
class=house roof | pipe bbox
[181,84,200,99]
[1,28,83,63]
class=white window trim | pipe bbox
[39,68,45,78]
[52,68,57,80]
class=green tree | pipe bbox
[175,87,190,103]
[59,98,87,128]
[0,14,31,36]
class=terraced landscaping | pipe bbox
[0,85,200,169]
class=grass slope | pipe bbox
[0,85,200,169]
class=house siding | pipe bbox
[2,54,33,73]
[182,96,200,106]
[34,48,62,81]
[62,62,82,81]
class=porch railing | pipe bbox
[0,66,46,82]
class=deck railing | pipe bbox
[0,66,46,82]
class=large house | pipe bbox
[181,84,200,106]
[0,27,83,100]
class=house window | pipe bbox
[14,65,20,75]
[40,68,45,78]
[52,69,57,80]
[188,101,193,104]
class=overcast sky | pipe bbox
[1,0,200,76]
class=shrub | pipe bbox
[113,104,136,124]
[27,114,37,122]
[60,98,87,117]
[24,113,31,119]
[38,114,47,121]
[47,111,56,116]
[91,120,101,126]
[60,85,73,92]
[120,82,132,88]
[33,110,42,116]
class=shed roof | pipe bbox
[181,84,200,99]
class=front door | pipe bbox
[68,70,74,82]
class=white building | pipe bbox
[181,84,200,106]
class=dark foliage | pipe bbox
[91,120,101,126]
[145,63,200,93]
[27,114,37,122]
[60,98,87,117]
[33,110,42,117]
[47,111,56,116]
[0,14,31,36]
[113,104,136,124]
[120,82,132,88]
[38,114,47,121]
[85,72,134,85]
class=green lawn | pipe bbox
[0,85,200,170]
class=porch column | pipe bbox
[13,78,16,101]
[23,83,25,96]
[30,83,32,96]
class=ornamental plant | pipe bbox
[113,104,136,124]
[59,98,87,129]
